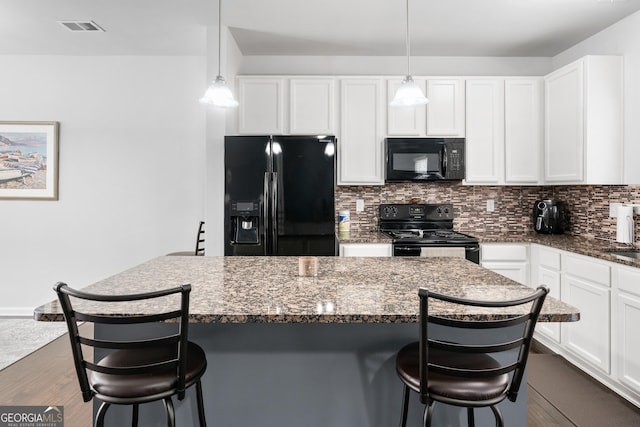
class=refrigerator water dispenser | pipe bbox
[230,201,260,245]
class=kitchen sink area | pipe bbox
[604,247,640,260]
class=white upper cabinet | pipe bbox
[426,79,465,137]
[544,55,623,184]
[289,78,336,134]
[504,78,543,184]
[238,77,285,134]
[386,78,464,137]
[386,78,426,136]
[464,79,505,184]
[339,78,385,185]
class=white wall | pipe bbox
[553,10,640,184]
[0,55,206,315]
[239,55,553,76]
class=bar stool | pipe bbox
[395,286,548,427]
[167,221,205,256]
[54,282,207,427]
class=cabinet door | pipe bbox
[426,79,465,136]
[481,261,529,286]
[534,266,561,343]
[339,79,384,185]
[562,273,611,374]
[238,77,285,134]
[464,79,505,184]
[289,78,335,134]
[386,78,426,136]
[616,291,640,395]
[505,79,542,184]
[544,61,584,183]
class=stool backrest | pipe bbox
[418,286,548,404]
[53,282,192,402]
[195,221,205,256]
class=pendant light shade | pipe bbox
[390,0,428,107]
[200,75,238,107]
[390,75,428,106]
[200,0,238,108]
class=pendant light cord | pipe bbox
[218,0,222,76]
[405,0,410,76]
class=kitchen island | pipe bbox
[36,256,579,426]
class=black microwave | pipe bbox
[385,137,465,182]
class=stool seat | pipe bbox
[396,342,509,404]
[91,342,207,401]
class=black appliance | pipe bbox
[379,203,480,263]
[385,137,465,182]
[225,135,337,256]
[533,199,566,234]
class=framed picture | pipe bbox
[0,121,59,200]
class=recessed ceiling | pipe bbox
[0,0,639,57]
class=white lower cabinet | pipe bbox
[530,244,561,343]
[613,266,640,401]
[339,243,392,257]
[480,243,528,285]
[527,243,640,407]
[561,269,611,374]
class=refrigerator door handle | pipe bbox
[263,171,270,256]
[271,172,278,254]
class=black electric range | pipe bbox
[379,203,480,263]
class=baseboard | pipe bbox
[0,307,35,318]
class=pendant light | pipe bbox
[390,0,428,107]
[200,0,238,108]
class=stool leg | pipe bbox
[467,408,475,427]
[196,380,207,426]
[95,402,110,427]
[423,400,436,427]
[490,405,504,427]
[132,404,139,427]
[399,384,410,427]
[163,397,175,427]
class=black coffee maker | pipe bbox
[533,199,565,234]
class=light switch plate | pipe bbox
[486,199,495,212]
[356,199,365,212]
[610,202,622,218]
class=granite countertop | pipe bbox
[337,230,392,244]
[473,231,640,268]
[36,256,578,324]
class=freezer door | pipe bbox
[271,135,336,255]
[224,136,271,256]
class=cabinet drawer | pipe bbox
[564,254,610,286]
[617,266,640,296]
[481,244,528,261]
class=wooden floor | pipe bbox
[0,331,634,427]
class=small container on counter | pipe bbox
[339,210,350,233]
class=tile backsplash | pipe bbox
[336,183,640,244]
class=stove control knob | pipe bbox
[382,206,398,218]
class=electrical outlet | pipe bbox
[610,202,622,218]
[356,199,365,212]
[486,199,495,212]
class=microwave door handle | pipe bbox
[441,146,447,177]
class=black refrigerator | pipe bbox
[224,135,337,256]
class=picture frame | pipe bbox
[0,121,59,200]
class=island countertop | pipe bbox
[35,256,579,323]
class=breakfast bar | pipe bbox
[36,256,579,426]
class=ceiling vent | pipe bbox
[58,21,105,32]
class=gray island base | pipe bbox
[36,256,579,426]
